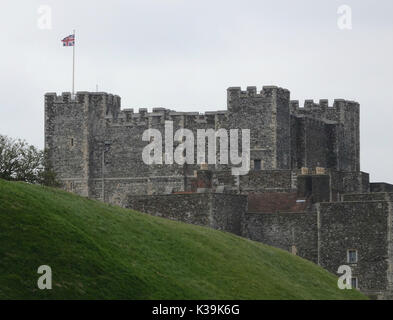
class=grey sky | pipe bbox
[0,0,392,182]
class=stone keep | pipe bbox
[45,86,361,203]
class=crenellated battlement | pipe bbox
[227,85,290,102]
[45,88,359,131]
[105,106,228,127]
[290,98,359,111]
[45,91,121,106]
[290,98,359,123]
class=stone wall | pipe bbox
[330,171,370,201]
[125,193,247,236]
[317,201,393,299]
[290,99,360,172]
[242,199,393,298]
[290,116,329,169]
[242,212,318,263]
[297,174,330,203]
[342,193,393,202]
[240,170,293,192]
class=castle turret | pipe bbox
[44,91,120,198]
[290,98,360,172]
[226,86,291,170]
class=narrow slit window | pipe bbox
[254,159,261,171]
[347,249,358,263]
[351,277,358,289]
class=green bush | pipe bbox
[0,134,59,187]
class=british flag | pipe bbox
[61,34,75,46]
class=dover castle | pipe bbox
[45,85,393,299]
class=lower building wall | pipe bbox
[342,193,393,202]
[61,176,186,205]
[317,201,392,297]
[94,177,185,205]
[125,193,247,236]
[210,194,247,235]
[60,179,89,197]
[330,171,370,201]
[239,170,293,192]
[242,212,318,263]
[209,170,294,192]
[243,201,393,298]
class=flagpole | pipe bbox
[72,29,75,97]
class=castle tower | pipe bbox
[289,98,360,172]
[226,86,291,170]
[44,92,120,197]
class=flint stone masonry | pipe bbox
[126,193,247,235]
[342,193,393,202]
[242,197,393,299]
[317,200,393,299]
[242,212,318,263]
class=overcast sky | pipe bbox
[0,0,392,182]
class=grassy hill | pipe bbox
[0,179,365,299]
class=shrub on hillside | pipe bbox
[0,134,60,187]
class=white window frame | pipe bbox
[347,249,358,264]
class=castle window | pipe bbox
[70,138,74,147]
[347,249,358,263]
[351,277,358,289]
[254,159,261,171]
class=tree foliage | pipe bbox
[0,134,60,187]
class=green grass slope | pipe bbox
[0,179,365,300]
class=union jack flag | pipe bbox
[61,34,75,46]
